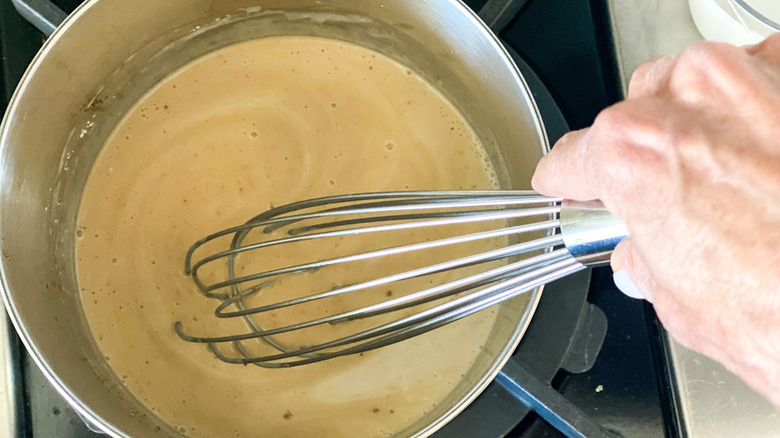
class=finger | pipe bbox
[531,129,600,200]
[610,238,655,302]
[628,55,675,99]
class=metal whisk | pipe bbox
[175,191,627,368]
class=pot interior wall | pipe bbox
[0,1,547,436]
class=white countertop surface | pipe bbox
[607,1,780,436]
[609,0,702,93]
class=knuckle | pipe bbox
[745,34,780,72]
[748,32,780,55]
[764,32,780,46]
[588,101,670,191]
[673,44,713,79]
[669,42,743,99]
[588,105,641,183]
[592,102,661,146]
[678,41,730,66]
[592,103,628,131]
[628,55,674,98]
[555,129,580,147]
[591,106,630,158]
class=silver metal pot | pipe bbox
[0,1,548,436]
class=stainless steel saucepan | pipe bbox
[0,1,549,436]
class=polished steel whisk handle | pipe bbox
[559,199,629,266]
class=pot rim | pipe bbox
[0,1,550,436]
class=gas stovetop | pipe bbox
[0,1,674,436]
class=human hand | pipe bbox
[532,35,780,406]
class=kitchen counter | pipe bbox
[606,1,780,436]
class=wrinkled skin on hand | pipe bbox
[532,35,780,406]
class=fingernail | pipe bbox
[613,269,644,300]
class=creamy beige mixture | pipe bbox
[76,36,501,437]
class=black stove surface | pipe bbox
[0,1,672,437]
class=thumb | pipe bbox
[610,237,656,302]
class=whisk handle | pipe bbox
[559,200,628,267]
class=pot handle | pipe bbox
[10,0,67,37]
[478,0,529,33]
